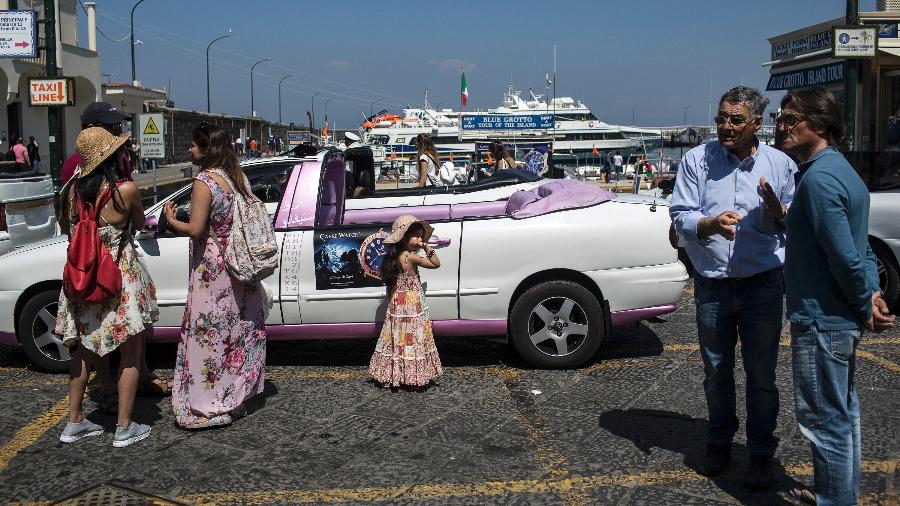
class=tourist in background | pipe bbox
[163,122,267,430]
[489,140,517,170]
[779,87,895,505]
[27,136,40,171]
[369,215,443,388]
[56,127,158,447]
[12,137,29,167]
[612,151,624,183]
[415,133,439,187]
[669,86,797,490]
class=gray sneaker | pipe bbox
[59,418,104,443]
[112,422,151,448]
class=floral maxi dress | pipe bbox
[55,223,158,355]
[369,271,443,387]
[172,172,267,426]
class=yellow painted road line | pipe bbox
[0,396,68,473]
[856,350,900,374]
[177,459,898,505]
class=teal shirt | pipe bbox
[785,147,880,330]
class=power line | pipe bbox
[95,8,412,106]
[77,0,130,42]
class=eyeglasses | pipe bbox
[714,114,754,127]
[775,114,805,127]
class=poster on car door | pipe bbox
[314,227,388,290]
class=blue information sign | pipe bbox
[461,114,554,131]
[766,62,845,91]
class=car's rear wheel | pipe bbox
[510,281,605,369]
[19,289,73,373]
[873,243,900,312]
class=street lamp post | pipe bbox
[632,104,639,126]
[206,30,233,113]
[250,57,272,118]
[681,105,692,158]
[130,0,146,85]
[278,74,293,124]
[311,91,321,133]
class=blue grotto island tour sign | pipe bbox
[766,62,846,91]
[461,114,554,131]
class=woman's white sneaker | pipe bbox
[59,419,104,443]
[112,422,151,448]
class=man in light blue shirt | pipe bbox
[670,86,797,490]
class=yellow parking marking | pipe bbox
[0,396,68,473]
[177,459,898,505]
[856,350,900,374]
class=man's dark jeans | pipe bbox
[694,268,783,455]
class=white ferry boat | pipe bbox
[363,86,646,159]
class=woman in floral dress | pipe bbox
[369,215,443,387]
[56,127,158,447]
[163,122,266,429]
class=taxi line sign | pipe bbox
[28,77,75,106]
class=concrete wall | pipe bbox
[145,105,291,164]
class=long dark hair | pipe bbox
[193,122,251,197]
[780,87,846,147]
[380,224,423,296]
[489,140,515,167]
[63,150,126,223]
[415,133,439,165]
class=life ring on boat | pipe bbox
[588,122,594,127]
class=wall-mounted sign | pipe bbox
[772,29,832,59]
[880,23,898,39]
[766,62,846,91]
[28,77,75,106]
[0,10,37,58]
[461,114,554,131]
[833,26,878,58]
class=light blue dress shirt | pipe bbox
[670,140,798,279]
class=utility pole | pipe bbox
[844,0,859,151]
[42,0,62,189]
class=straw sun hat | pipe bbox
[75,127,130,177]
[383,214,434,245]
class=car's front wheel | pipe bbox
[510,281,605,369]
[19,289,73,373]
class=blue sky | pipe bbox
[82,0,875,128]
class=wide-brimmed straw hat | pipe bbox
[383,214,434,245]
[75,127,130,177]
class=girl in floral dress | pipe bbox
[369,215,443,387]
[56,128,158,447]
[163,123,267,429]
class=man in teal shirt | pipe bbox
[780,87,894,505]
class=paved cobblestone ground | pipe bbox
[0,281,897,505]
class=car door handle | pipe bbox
[428,237,451,247]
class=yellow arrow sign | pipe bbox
[143,116,160,135]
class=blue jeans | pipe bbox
[791,324,861,505]
[694,268,783,455]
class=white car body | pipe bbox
[869,187,900,310]
[0,151,687,371]
[0,172,58,256]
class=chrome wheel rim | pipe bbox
[527,296,589,357]
[30,301,71,363]
[877,256,888,293]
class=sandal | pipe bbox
[97,390,118,416]
[138,376,172,396]
[789,488,816,505]
[182,414,233,430]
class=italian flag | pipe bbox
[460,71,468,107]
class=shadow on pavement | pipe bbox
[598,408,805,505]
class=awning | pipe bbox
[766,61,846,91]
[879,46,900,58]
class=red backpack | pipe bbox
[62,183,123,304]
